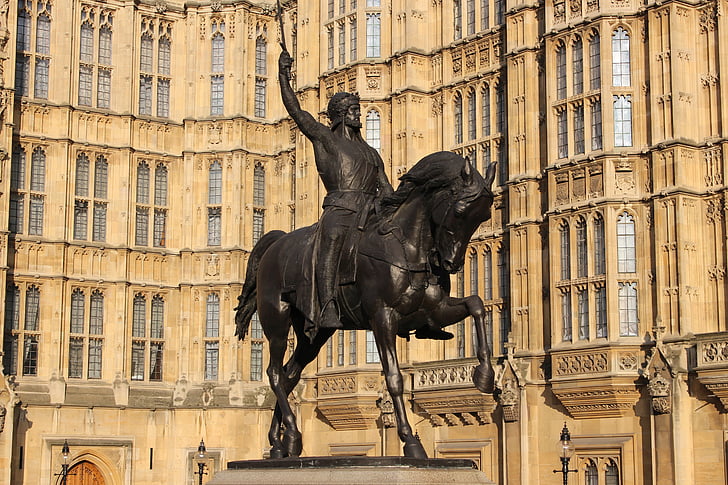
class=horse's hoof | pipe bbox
[403,439,428,459]
[269,447,286,459]
[473,364,495,394]
[283,430,303,457]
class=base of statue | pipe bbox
[208,456,495,484]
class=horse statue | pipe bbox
[235,151,497,459]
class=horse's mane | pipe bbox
[380,151,485,217]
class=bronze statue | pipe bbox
[278,49,393,335]
[235,150,497,459]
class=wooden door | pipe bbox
[66,461,105,485]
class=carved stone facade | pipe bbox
[0,0,727,484]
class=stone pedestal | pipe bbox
[208,456,495,485]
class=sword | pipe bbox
[276,0,288,52]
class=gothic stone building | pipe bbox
[0,0,726,484]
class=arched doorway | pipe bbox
[66,461,105,485]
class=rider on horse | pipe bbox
[279,49,392,336]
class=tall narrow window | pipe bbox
[208,161,222,204]
[557,110,568,158]
[454,0,462,39]
[562,289,572,341]
[494,0,504,24]
[585,460,598,485]
[253,209,265,245]
[157,35,170,117]
[30,148,45,192]
[327,27,334,69]
[593,214,605,274]
[454,94,463,144]
[350,16,357,61]
[589,32,600,90]
[75,154,90,197]
[366,330,379,363]
[483,248,492,299]
[208,208,221,246]
[349,331,357,364]
[574,104,584,154]
[149,296,164,380]
[79,17,93,105]
[612,27,630,87]
[255,35,267,117]
[205,293,220,381]
[482,85,491,136]
[481,0,490,29]
[605,459,620,485]
[467,0,476,36]
[576,218,587,277]
[560,223,571,280]
[338,23,346,65]
[577,289,588,340]
[595,285,607,338]
[591,99,602,150]
[556,43,566,100]
[618,282,638,336]
[573,37,583,95]
[616,212,636,273]
[496,84,505,133]
[467,91,476,140]
[211,22,225,115]
[366,110,381,152]
[137,162,150,204]
[366,13,380,57]
[253,165,265,206]
[613,95,632,147]
[337,329,345,366]
[250,313,263,380]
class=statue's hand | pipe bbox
[279,50,293,79]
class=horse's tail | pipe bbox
[234,230,286,340]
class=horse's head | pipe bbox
[429,155,497,274]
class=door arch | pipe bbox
[66,460,105,485]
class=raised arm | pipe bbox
[279,50,328,141]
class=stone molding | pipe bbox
[315,371,383,430]
[414,388,497,427]
[694,334,728,412]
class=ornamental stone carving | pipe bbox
[554,352,608,376]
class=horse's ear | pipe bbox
[484,161,497,189]
[462,156,474,184]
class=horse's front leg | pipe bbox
[431,294,495,394]
[371,307,428,459]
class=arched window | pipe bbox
[158,37,170,75]
[30,147,45,192]
[255,36,267,75]
[556,43,566,99]
[17,8,31,51]
[11,148,26,190]
[255,35,267,117]
[573,37,583,95]
[132,295,146,338]
[94,156,108,198]
[70,289,85,334]
[136,162,150,204]
[454,93,463,144]
[36,13,51,55]
[467,91,476,140]
[593,214,605,274]
[75,154,90,197]
[482,84,491,136]
[366,110,381,152]
[154,165,168,206]
[454,0,462,40]
[616,212,636,273]
[605,459,620,485]
[576,217,587,277]
[469,252,479,294]
[560,222,571,280]
[206,293,220,338]
[140,33,153,72]
[89,290,104,334]
[612,27,630,87]
[151,296,164,338]
[613,95,632,147]
[366,13,380,57]
[574,104,585,155]
[208,161,222,205]
[557,109,568,159]
[589,32,601,89]
[585,459,598,485]
[211,22,225,115]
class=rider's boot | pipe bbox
[317,240,344,329]
[319,299,343,329]
[415,324,454,340]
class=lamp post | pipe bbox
[552,423,577,485]
[194,439,208,485]
[53,440,71,485]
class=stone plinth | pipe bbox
[208,456,495,484]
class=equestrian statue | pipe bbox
[233,19,497,460]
